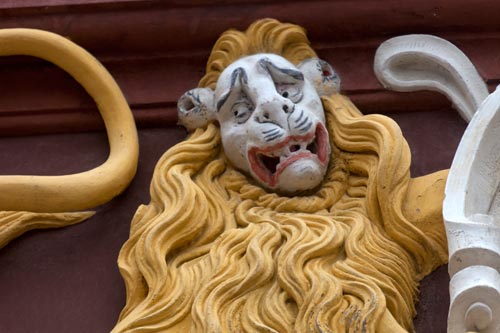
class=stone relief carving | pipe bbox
[178,54,338,193]
[444,88,500,333]
[0,29,138,248]
[113,19,449,332]
[375,35,500,333]
[7,19,500,333]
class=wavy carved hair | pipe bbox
[113,19,446,332]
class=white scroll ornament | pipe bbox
[375,34,500,333]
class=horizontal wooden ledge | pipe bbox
[0,46,489,136]
[0,42,493,103]
[0,35,493,130]
[0,90,457,137]
[0,1,495,135]
[0,104,178,137]
[0,1,498,56]
[0,0,293,11]
[0,0,145,9]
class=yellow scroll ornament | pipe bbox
[113,19,447,332]
[0,29,139,248]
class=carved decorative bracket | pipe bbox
[375,34,500,332]
[444,86,500,332]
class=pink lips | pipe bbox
[248,123,330,188]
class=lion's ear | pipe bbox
[298,58,341,96]
[177,88,216,130]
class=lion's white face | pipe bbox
[214,54,331,193]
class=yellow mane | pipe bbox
[113,19,447,333]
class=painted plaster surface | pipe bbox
[374,34,488,123]
[444,86,500,333]
[179,53,337,193]
[113,19,448,332]
[375,34,500,333]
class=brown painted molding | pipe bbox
[0,0,497,135]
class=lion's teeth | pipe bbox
[269,150,281,157]
[284,146,291,156]
[265,136,316,163]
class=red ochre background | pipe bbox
[0,1,488,331]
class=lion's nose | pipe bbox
[282,104,291,113]
[255,99,294,125]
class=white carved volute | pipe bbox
[444,86,500,333]
[374,34,488,122]
[375,34,500,333]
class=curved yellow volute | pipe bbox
[0,29,138,249]
[0,29,139,213]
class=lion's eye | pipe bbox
[276,83,303,103]
[258,58,304,104]
[232,98,254,124]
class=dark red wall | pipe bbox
[0,1,485,332]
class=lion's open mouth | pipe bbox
[248,123,329,187]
